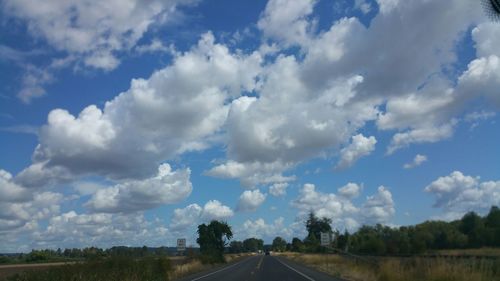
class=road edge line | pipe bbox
[276,257,315,281]
[190,256,255,281]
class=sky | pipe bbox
[0,0,499,252]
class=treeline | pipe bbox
[341,206,500,255]
[0,246,178,264]
[279,206,500,256]
[227,238,264,253]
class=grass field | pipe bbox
[0,253,251,281]
[279,252,500,281]
[435,247,500,257]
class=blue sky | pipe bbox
[1,0,500,252]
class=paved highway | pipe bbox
[178,255,345,281]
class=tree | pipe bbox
[460,211,484,247]
[485,206,500,228]
[291,237,304,252]
[228,241,244,253]
[196,220,233,263]
[304,212,332,252]
[336,230,350,251]
[272,237,287,252]
[242,238,264,252]
[306,212,333,240]
[485,206,500,246]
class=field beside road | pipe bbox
[278,252,500,281]
[0,253,251,281]
[0,262,77,280]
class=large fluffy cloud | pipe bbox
[85,164,192,213]
[1,0,197,70]
[238,217,295,241]
[16,32,261,185]
[1,0,202,102]
[169,200,233,231]
[17,0,500,190]
[0,170,31,203]
[3,0,500,251]
[257,0,316,47]
[425,171,500,220]
[335,134,377,170]
[236,189,267,212]
[207,0,497,186]
[29,211,172,250]
[292,182,394,231]
[0,169,63,232]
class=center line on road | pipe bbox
[189,256,254,281]
[256,256,264,270]
[276,258,315,281]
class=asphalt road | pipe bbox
[177,255,345,281]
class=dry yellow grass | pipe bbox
[278,252,376,281]
[169,253,252,280]
[278,252,500,281]
[436,247,500,257]
[169,259,206,280]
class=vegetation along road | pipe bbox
[177,254,344,281]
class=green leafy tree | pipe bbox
[271,237,287,252]
[336,230,350,251]
[485,206,500,228]
[228,241,244,253]
[291,237,304,252]
[242,238,264,252]
[196,220,233,264]
[306,212,333,240]
[304,212,332,252]
[460,211,484,247]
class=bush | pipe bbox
[0,256,11,264]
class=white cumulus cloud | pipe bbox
[425,171,500,220]
[335,134,377,170]
[403,154,428,169]
[292,182,394,231]
[17,32,262,185]
[236,189,267,212]
[85,164,192,213]
[169,200,233,231]
[269,183,288,197]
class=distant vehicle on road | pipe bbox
[265,250,270,256]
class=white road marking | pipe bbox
[189,256,255,281]
[256,256,264,269]
[276,257,316,281]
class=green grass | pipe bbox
[3,253,252,281]
[6,257,171,281]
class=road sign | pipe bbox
[177,238,186,252]
[320,232,331,246]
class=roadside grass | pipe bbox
[5,256,171,281]
[279,252,500,281]
[2,253,252,281]
[435,247,500,257]
[169,254,247,280]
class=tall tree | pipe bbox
[271,237,287,252]
[306,212,333,240]
[291,237,304,252]
[242,238,264,252]
[196,220,233,263]
[228,241,244,253]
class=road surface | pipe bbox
[177,255,345,281]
